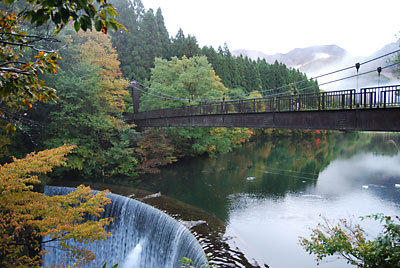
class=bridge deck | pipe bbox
[127,85,400,131]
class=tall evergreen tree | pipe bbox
[155,8,172,59]
[224,43,239,89]
[109,0,145,80]
[258,59,273,93]
[234,55,247,89]
[213,46,231,88]
[171,28,185,58]
[201,46,218,69]
[171,29,200,58]
[136,9,162,77]
[244,57,262,91]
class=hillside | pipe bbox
[233,41,400,90]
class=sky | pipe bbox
[141,0,400,56]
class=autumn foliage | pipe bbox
[0,145,112,267]
[136,129,177,174]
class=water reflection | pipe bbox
[225,151,400,267]
[313,153,400,202]
[139,132,400,267]
[139,133,400,217]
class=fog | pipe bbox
[302,51,398,92]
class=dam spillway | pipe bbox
[43,186,208,268]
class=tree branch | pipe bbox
[0,61,28,67]
[0,67,31,75]
[0,40,57,53]
[0,32,60,43]
[41,237,66,244]
[5,237,65,246]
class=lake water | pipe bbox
[137,132,400,268]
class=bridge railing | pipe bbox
[359,85,400,108]
[132,85,400,120]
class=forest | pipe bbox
[0,0,319,180]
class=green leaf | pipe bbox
[52,11,62,24]
[104,7,119,17]
[87,4,96,18]
[99,10,106,20]
[60,8,70,21]
[74,21,81,32]
[95,19,102,32]
[80,15,92,31]
[108,19,118,31]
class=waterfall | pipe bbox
[43,186,208,268]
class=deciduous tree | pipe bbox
[300,214,400,268]
[139,56,253,160]
[0,0,124,127]
[0,145,112,267]
[43,30,138,178]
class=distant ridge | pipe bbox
[232,41,400,90]
[233,44,346,67]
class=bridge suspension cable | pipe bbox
[230,48,400,99]
[291,62,399,95]
[134,49,400,102]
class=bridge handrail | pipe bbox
[132,85,400,120]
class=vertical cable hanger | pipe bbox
[377,66,382,87]
[355,62,360,91]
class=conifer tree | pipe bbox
[109,0,147,81]
[155,8,172,59]
[171,29,200,58]
[140,10,162,68]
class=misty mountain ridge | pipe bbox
[232,40,400,90]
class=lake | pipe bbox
[136,131,400,267]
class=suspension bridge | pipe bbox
[126,50,400,132]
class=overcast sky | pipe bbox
[141,0,400,56]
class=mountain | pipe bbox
[367,39,400,71]
[232,41,400,90]
[232,44,346,67]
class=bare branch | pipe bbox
[0,40,57,53]
[41,237,66,244]
[0,32,60,43]
[0,61,28,67]
[0,67,31,75]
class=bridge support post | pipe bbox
[130,80,140,114]
[297,96,300,111]
[342,94,345,109]
[349,93,353,109]
[277,97,280,112]
[363,89,367,108]
[370,92,373,108]
[383,91,387,108]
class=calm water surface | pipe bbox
[138,132,400,268]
